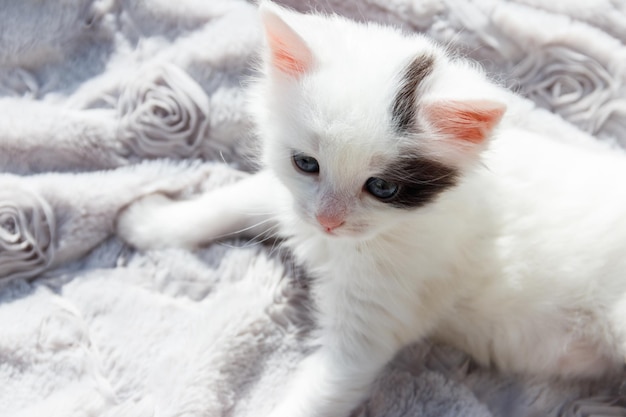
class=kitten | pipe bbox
[117,2,626,416]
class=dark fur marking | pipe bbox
[379,155,458,209]
[391,55,435,133]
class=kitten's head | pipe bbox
[250,1,506,240]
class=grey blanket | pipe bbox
[2,1,626,416]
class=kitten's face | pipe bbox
[277,129,415,240]
[279,139,455,240]
[253,2,505,240]
[265,78,457,240]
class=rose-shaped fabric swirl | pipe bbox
[0,187,55,281]
[512,45,625,134]
[118,63,210,158]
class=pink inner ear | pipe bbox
[266,32,309,76]
[261,6,312,77]
[423,100,506,144]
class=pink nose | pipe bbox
[316,214,345,232]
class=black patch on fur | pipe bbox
[391,55,435,133]
[378,155,458,209]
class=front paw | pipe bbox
[116,193,182,250]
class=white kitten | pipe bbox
[117,2,626,417]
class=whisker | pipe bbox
[216,225,281,249]
[198,214,279,244]
[407,172,456,185]
[387,170,456,186]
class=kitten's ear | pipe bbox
[259,2,313,78]
[420,99,506,164]
[422,99,506,144]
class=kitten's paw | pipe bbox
[116,194,189,250]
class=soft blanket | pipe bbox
[2,1,626,416]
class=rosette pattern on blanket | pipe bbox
[118,63,211,158]
[0,187,55,281]
[513,45,626,134]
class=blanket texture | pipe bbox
[2,1,626,416]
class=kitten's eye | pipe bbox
[365,177,399,200]
[293,153,320,174]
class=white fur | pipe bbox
[117,3,626,417]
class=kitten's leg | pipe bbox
[270,302,414,417]
[270,344,394,417]
[116,169,282,250]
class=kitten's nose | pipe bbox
[316,213,345,232]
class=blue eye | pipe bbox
[365,177,398,200]
[293,153,320,174]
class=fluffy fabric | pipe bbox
[1,1,625,416]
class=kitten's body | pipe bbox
[117,3,626,416]
[281,126,626,377]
